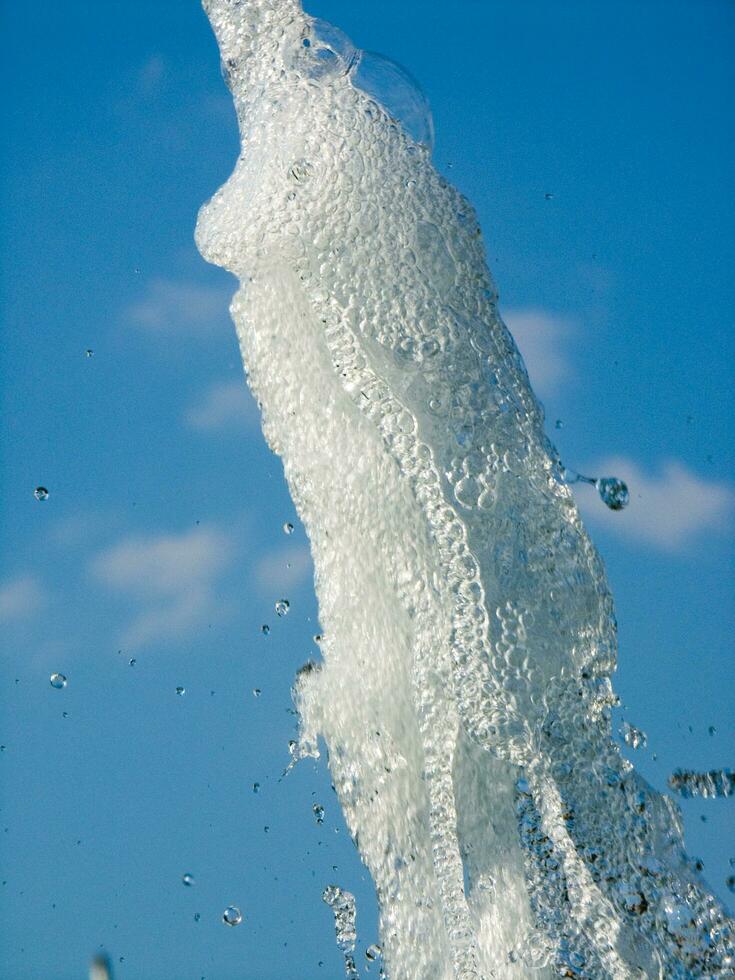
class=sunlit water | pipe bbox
[194,1,733,976]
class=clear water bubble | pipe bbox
[182,873,195,887]
[283,521,294,534]
[49,672,67,690]
[350,51,434,151]
[275,599,290,617]
[176,686,186,696]
[288,159,313,183]
[34,487,49,501]
[222,906,242,927]
[596,476,629,511]
[313,803,325,824]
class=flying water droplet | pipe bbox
[176,686,186,696]
[252,688,261,698]
[34,487,49,501]
[253,782,260,793]
[726,876,735,894]
[283,522,294,534]
[85,349,94,358]
[366,943,382,961]
[182,873,195,887]
[313,803,325,824]
[275,599,290,617]
[322,885,358,978]
[194,912,201,922]
[261,624,270,636]
[555,418,564,430]
[620,721,647,750]
[222,905,242,927]
[596,476,629,511]
[49,673,67,690]
[129,658,136,667]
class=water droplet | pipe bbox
[222,905,242,927]
[85,349,94,358]
[313,803,325,824]
[275,599,290,617]
[283,522,294,534]
[555,419,564,430]
[252,688,261,697]
[129,658,136,667]
[194,912,201,922]
[544,192,554,200]
[727,876,735,894]
[175,686,186,697]
[49,673,67,690]
[261,624,270,636]
[620,721,647,750]
[708,726,716,736]
[253,782,260,793]
[182,873,195,887]
[34,487,49,501]
[596,476,629,511]
[366,943,382,961]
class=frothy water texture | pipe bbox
[195,1,733,976]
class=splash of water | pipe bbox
[195,2,733,976]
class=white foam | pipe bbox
[196,3,733,976]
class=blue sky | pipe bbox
[1,1,733,977]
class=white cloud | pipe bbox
[127,278,233,332]
[577,456,735,551]
[502,307,575,399]
[0,574,44,622]
[90,526,234,647]
[254,544,313,593]
[185,380,259,432]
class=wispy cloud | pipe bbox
[90,526,234,647]
[127,278,232,332]
[0,574,44,622]
[578,456,735,551]
[502,307,575,399]
[254,544,313,594]
[185,380,259,433]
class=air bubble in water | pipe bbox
[222,905,242,927]
[288,159,313,183]
[283,521,294,534]
[176,686,186,696]
[275,598,290,617]
[34,487,49,501]
[596,476,629,510]
[49,673,67,690]
[351,50,434,151]
[313,803,325,824]
[182,873,195,887]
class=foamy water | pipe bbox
[195,2,733,976]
